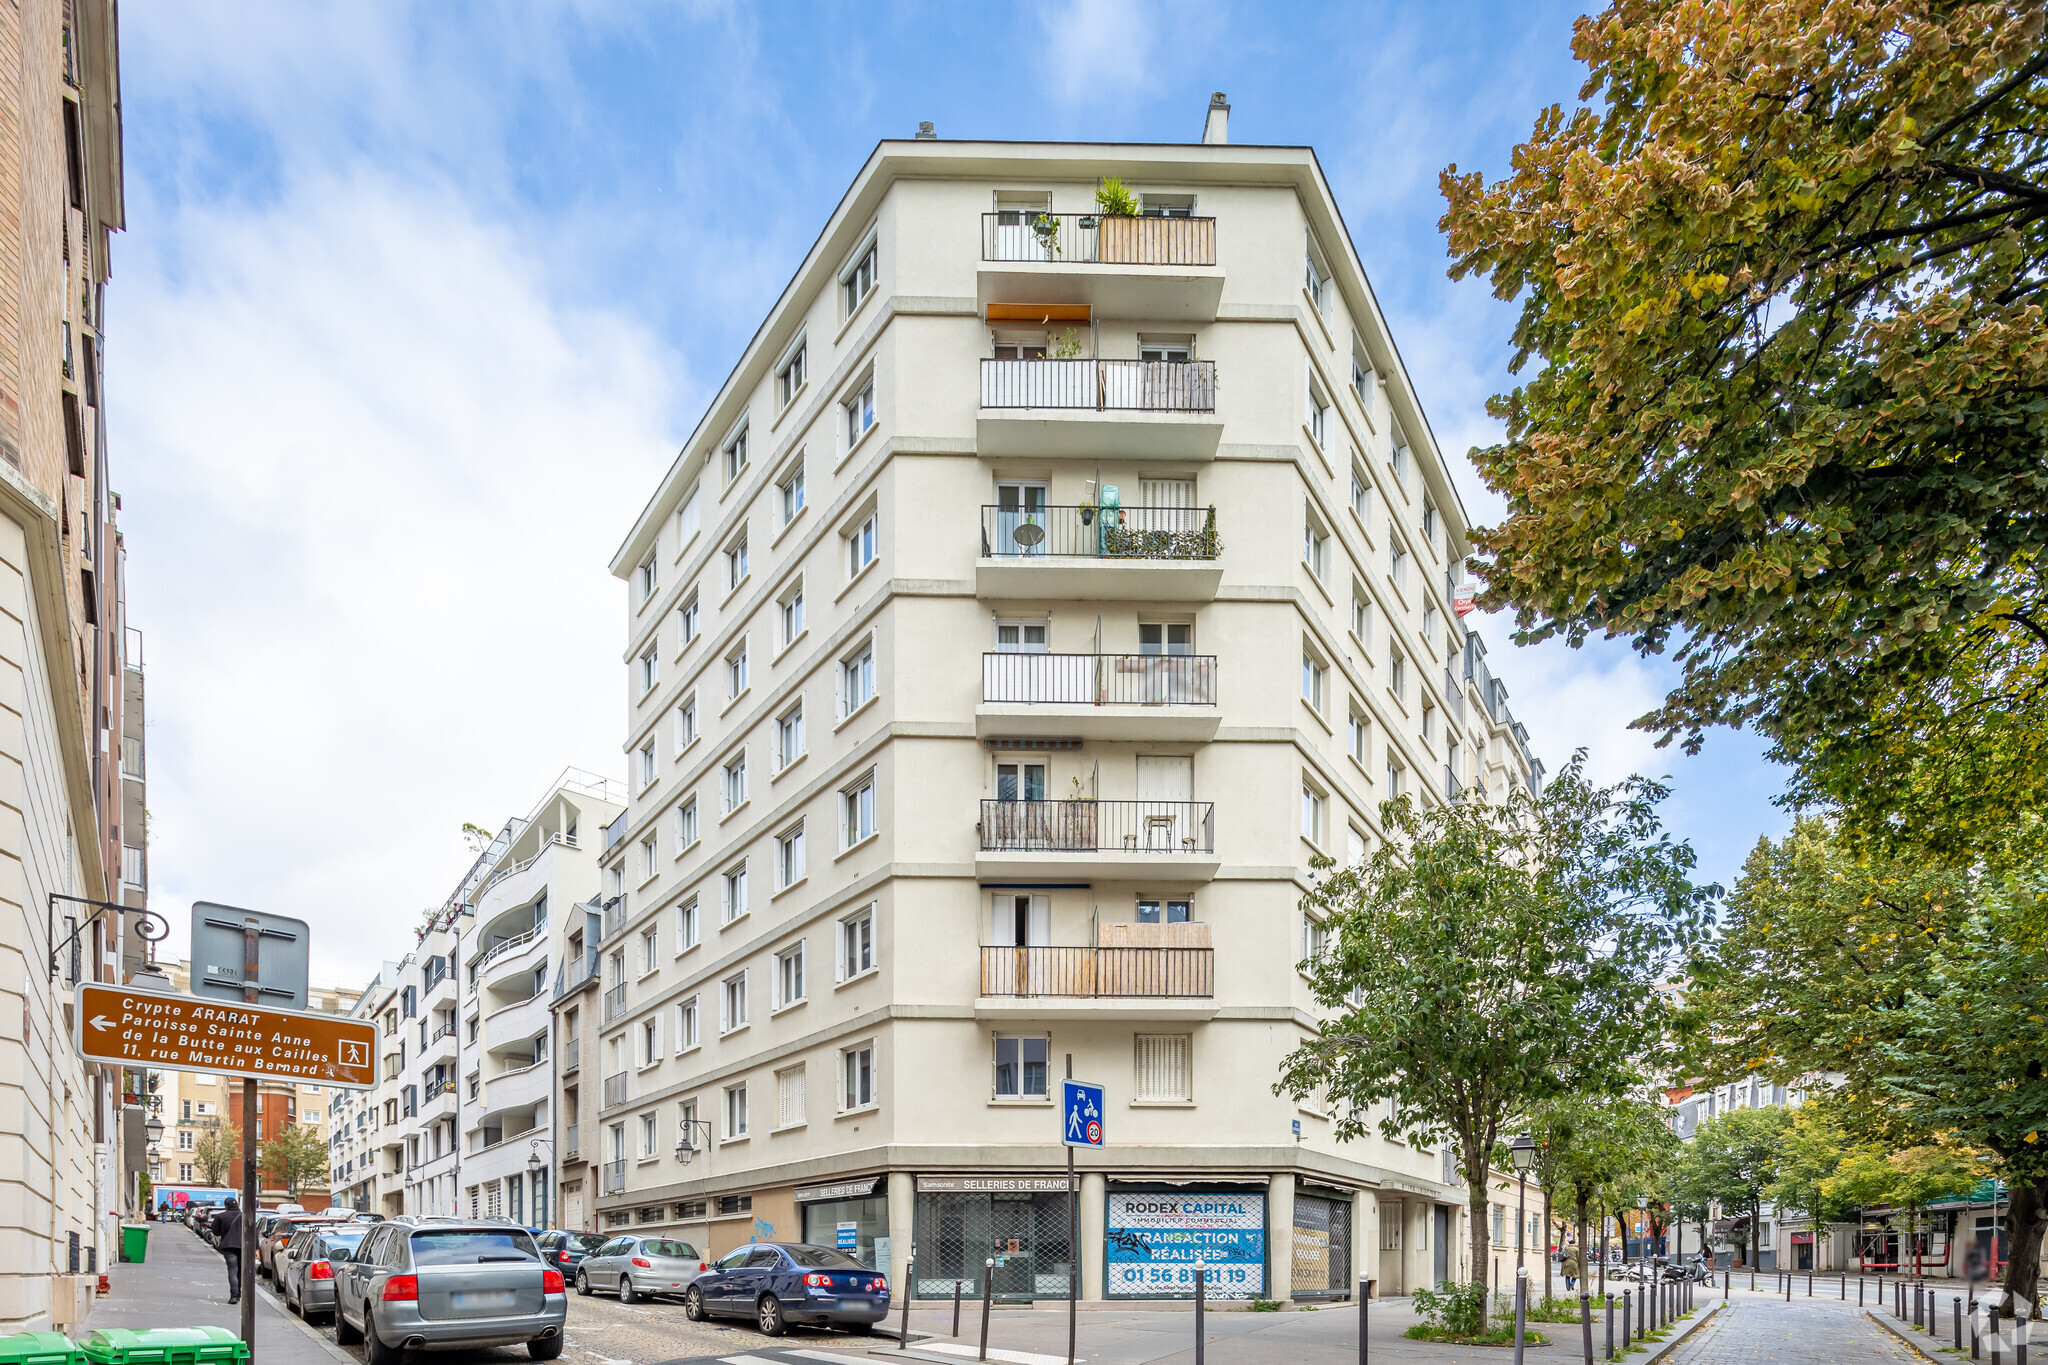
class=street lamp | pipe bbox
[526,1138,553,1229]
[144,1113,165,1146]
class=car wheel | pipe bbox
[363,1313,404,1365]
[332,1304,362,1347]
[575,1270,590,1297]
[757,1294,786,1337]
[526,1336,565,1361]
[618,1277,637,1305]
[684,1286,707,1322]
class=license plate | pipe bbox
[451,1291,516,1309]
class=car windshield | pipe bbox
[409,1230,541,1266]
[642,1240,697,1259]
[568,1234,607,1251]
[785,1245,868,1270]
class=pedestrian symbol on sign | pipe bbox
[1062,1078,1105,1149]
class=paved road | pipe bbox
[1666,1296,1925,1364]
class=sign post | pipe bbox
[1061,1075,1105,1365]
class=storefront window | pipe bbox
[800,1194,889,1271]
[914,1175,1073,1300]
[1105,1186,1266,1299]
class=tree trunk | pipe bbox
[1998,1178,2048,1312]
[1543,1186,1554,1302]
[1469,1172,1494,1330]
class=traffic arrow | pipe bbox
[89,1014,114,1032]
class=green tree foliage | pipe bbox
[1276,756,1713,1325]
[261,1123,329,1198]
[1765,1104,1862,1235]
[1439,1,2048,862]
[192,1123,240,1188]
[1688,1107,1794,1266]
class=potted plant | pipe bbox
[1029,211,1061,259]
[1078,501,1096,526]
[1096,177,1143,263]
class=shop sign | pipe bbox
[794,1176,883,1203]
[1105,1192,1266,1299]
[919,1174,1072,1194]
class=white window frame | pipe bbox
[721,861,749,925]
[723,750,748,814]
[776,1064,807,1129]
[844,376,876,450]
[674,796,699,854]
[1306,370,1331,449]
[639,1112,659,1157]
[842,1042,876,1112]
[775,701,805,772]
[1348,707,1369,764]
[775,336,807,410]
[638,836,656,881]
[724,1082,748,1139]
[638,646,658,695]
[677,592,700,649]
[725,531,750,593]
[776,820,807,890]
[1133,1033,1191,1103]
[842,772,877,849]
[722,420,750,486]
[676,995,700,1052]
[639,1013,660,1067]
[672,695,697,757]
[838,905,876,982]
[775,940,807,1009]
[720,971,749,1034]
[778,579,805,648]
[847,511,878,579]
[726,639,749,701]
[1301,649,1327,714]
[674,484,701,554]
[840,639,876,717]
[676,896,700,954]
[841,235,878,318]
[1304,512,1328,581]
[636,555,658,605]
[1350,592,1372,649]
[1302,782,1326,847]
[1304,234,1332,316]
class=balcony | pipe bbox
[977,213,1223,323]
[602,983,627,1024]
[979,653,1218,741]
[484,1059,552,1113]
[421,1081,457,1120]
[977,359,1222,460]
[975,799,1218,881]
[602,1072,628,1109]
[602,1160,626,1196]
[978,943,1216,1021]
[976,504,1222,602]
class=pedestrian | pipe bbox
[1563,1242,1583,1294]
[210,1197,243,1304]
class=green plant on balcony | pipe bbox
[1098,505,1223,561]
[1095,176,1140,216]
[1050,327,1085,359]
[1029,212,1062,257]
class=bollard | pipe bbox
[1959,1298,1966,1352]
[953,1278,963,1337]
[1622,1289,1631,1348]
[1512,1266,1529,1365]
[2018,1310,2028,1365]
[1639,1281,1647,1337]
[1750,1266,1756,1293]
[1992,1303,2003,1365]
[1606,1293,1614,1361]
[1724,1269,1730,1303]
[1358,1277,1373,1365]
[1917,1282,1924,1330]
[1973,1297,1981,1360]
[1785,1270,1791,1303]
[1194,1263,1206,1365]
[979,1258,994,1363]
[1860,1277,1865,1306]
[1840,1274,1845,1300]
[1807,1272,1813,1298]
[900,1254,916,1352]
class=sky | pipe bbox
[108,0,1791,987]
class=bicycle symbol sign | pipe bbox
[1063,1079,1105,1149]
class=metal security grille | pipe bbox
[915,1191,1074,1300]
[1292,1194,1353,1297]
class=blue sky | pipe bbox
[109,1,1789,984]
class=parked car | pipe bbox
[534,1232,607,1277]
[261,1213,351,1280]
[332,1219,567,1363]
[682,1242,888,1336]
[280,1224,371,1323]
[573,1236,706,1303]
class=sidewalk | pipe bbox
[84,1222,353,1365]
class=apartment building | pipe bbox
[0,0,147,1326]
[459,771,623,1228]
[588,105,1544,1305]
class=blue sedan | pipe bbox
[682,1242,889,1336]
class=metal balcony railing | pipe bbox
[602,1072,628,1108]
[979,946,1214,998]
[475,925,540,972]
[1444,667,1465,724]
[979,359,1215,412]
[603,983,627,1024]
[980,504,1220,561]
[600,896,628,942]
[430,1022,454,1044]
[602,1160,626,1195]
[980,213,1216,266]
[982,653,1216,706]
[978,799,1214,854]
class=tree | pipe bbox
[1276,755,1714,1327]
[1689,1107,1794,1268]
[262,1123,328,1198]
[1438,1,2048,863]
[1826,1145,1985,1275]
[192,1124,240,1188]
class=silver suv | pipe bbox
[332,1219,567,1363]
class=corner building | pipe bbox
[597,120,1544,1305]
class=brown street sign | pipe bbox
[73,983,377,1089]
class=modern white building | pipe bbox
[589,103,1545,1304]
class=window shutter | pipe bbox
[1134,1034,1189,1102]
[778,1066,806,1128]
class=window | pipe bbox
[1306,374,1330,449]
[843,1045,875,1110]
[777,1065,807,1128]
[1302,651,1326,713]
[639,928,658,976]
[672,696,697,755]
[1304,514,1328,580]
[1304,236,1331,315]
[1390,539,1408,590]
[1423,603,1440,643]
[722,862,749,924]
[639,646,658,694]
[1390,648,1407,701]
[776,461,806,528]
[1348,708,1369,763]
[1387,760,1404,800]
[1391,433,1411,487]
[775,941,806,1007]
[640,1016,659,1066]
[847,511,878,578]
[674,798,698,854]
[1304,914,1331,964]
[1422,498,1440,547]
[776,341,807,409]
[775,702,805,770]
[1302,784,1325,845]
[726,640,749,700]
[1422,705,1437,741]
[677,593,700,649]
[639,836,656,880]
[839,907,875,981]
[1350,463,1370,520]
[723,751,748,813]
[676,897,700,953]
[724,1083,749,1139]
[1350,593,1371,648]
[842,773,877,847]
[725,533,749,591]
[675,485,701,551]
[676,996,699,1051]
[845,378,876,449]
[841,641,875,715]
[779,582,805,646]
[1346,824,1368,866]
[636,556,658,604]
[723,423,750,485]
[640,1113,658,1157]
[993,1035,1049,1098]
[1351,353,1374,408]
[1139,622,1193,656]
[638,742,657,788]
[843,240,877,316]
[776,822,806,890]
[1134,1034,1190,1102]
[721,972,749,1032]
[179,1163,193,1182]
[177,1129,194,1150]
[1136,898,1192,924]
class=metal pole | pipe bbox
[1358,1277,1372,1365]
[1512,1265,1528,1365]
[1621,1288,1630,1347]
[2018,1310,2028,1365]
[1974,1295,1982,1360]
[1991,1303,2002,1365]
[240,918,260,1361]
[1959,1298,1966,1351]
[979,1258,994,1362]
[1066,1054,1077,1365]
[898,1252,915,1351]
[1605,1293,1614,1361]
[1193,1263,1206,1365]
[953,1279,962,1337]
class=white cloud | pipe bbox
[1038,0,1160,103]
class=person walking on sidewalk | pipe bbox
[210,1198,243,1304]
[1563,1242,1583,1294]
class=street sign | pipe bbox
[73,982,377,1088]
[190,903,311,1009]
[1062,1078,1105,1149]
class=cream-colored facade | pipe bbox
[594,123,1542,1303]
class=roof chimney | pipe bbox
[916,121,937,140]
[1202,93,1229,145]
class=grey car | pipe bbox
[333,1219,568,1363]
[573,1236,706,1303]
[281,1225,371,1323]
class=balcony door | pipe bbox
[988,893,1050,996]
[1133,478,1197,537]
[993,483,1049,558]
[995,762,1047,802]
[1137,756,1194,849]
[993,192,1053,261]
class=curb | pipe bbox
[1640,1299,1721,1364]
[254,1280,362,1365]
[1865,1310,1941,1362]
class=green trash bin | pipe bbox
[81,1329,247,1365]
[118,1224,150,1264]
[0,1330,84,1365]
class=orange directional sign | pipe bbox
[74,983,377,1089]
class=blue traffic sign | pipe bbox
[1063,1078,1105,1148]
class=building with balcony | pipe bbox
[591,102,1545,1304]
